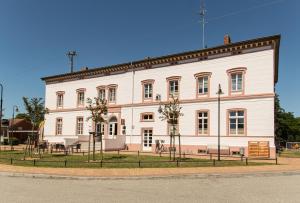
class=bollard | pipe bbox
[159,151,162,157]
[138,151,140,159]
[138,160,141,168]
[213,159,216,166]
[10,158,13,165]
[210,154,212,161]
[176,160,179,167]
[100,160,103,168]
[64,160,67,167]
[34,159,36,166]
[246,158,248,165]
[276,157,278,165]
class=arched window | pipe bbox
[108,116,118,138]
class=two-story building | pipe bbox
[41,34,280,158]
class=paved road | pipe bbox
[0,173,300,203]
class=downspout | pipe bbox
[130,62,135,145]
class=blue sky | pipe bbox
[0,0,299,117]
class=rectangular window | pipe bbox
[57,94,64,108]
[144,83,153,99]
[141,113,154,122]
[169,80,179,97]
[198,111,208,135]
[231,73,243,92]
[198,76,209,94]
[76,117,84,135]
[77,92,85,106]
[98,89,106,100]
[229,110,245,135]
[56,118,63,135]
[108,88,116,103]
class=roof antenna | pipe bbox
[66,51,77,73]
[199,0,207,49]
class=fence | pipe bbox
[0,149,278,168]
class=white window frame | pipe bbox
[76,117,84,135]
[198,111,208,135]
[229,110,245,135]
[56,118,63,135]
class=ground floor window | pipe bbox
[56,118,63,135]
[76,117,84,135]
[197,111,208,135]
[229,110,245,135]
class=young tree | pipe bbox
[158,95,183,161]
[86,97,108,161]
[22,97,48,155]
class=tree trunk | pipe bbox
[88,133,91,162]
[100,132,103,160]
[93,134,96,161]
[178,134,181,160]
[173,135,176,161]
[169,135,172,160]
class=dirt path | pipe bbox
[0,157,300,178]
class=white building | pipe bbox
[42,35,280,158]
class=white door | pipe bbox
[143,129,153,151]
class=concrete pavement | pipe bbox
[1,172,300,203]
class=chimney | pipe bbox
[80,67,89,71]
[224,34,231,45]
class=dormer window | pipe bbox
[194,72,212,98]
[227,68,247,95]
[167,76,181,100]
[76,88,86,107]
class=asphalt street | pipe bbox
[0,173,300,203]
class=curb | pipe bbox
[1,170,300,181]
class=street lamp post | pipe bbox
[10,105,19,150]
[0,83,3,151]
[216,84,224,161]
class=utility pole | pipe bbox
[66,51,77,73]
[0,83,3,151]
[199,0,207,49]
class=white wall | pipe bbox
[44,49,275,148]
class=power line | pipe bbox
[208,0,284,22]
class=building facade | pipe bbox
[42,35,280,158]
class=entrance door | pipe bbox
[143,129,153,151]
[248,141,269,158]
[108,117,118,139]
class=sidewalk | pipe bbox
[0,157,300,178]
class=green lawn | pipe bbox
[279,150,300,158]
[0,150,272,168]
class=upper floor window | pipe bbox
[227,68,247,95]
[167,76,181,100]
[56,91,65,108]
[108,84,117,103]
[76,117,84,135]
[197,110,209,135]
[194,72,212,97]
[141,79,154,102]
[98,88,106,101]
[140,112,154,122]
[76,88,86,106]
[228,109,246,136]
[56,118,63,135]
